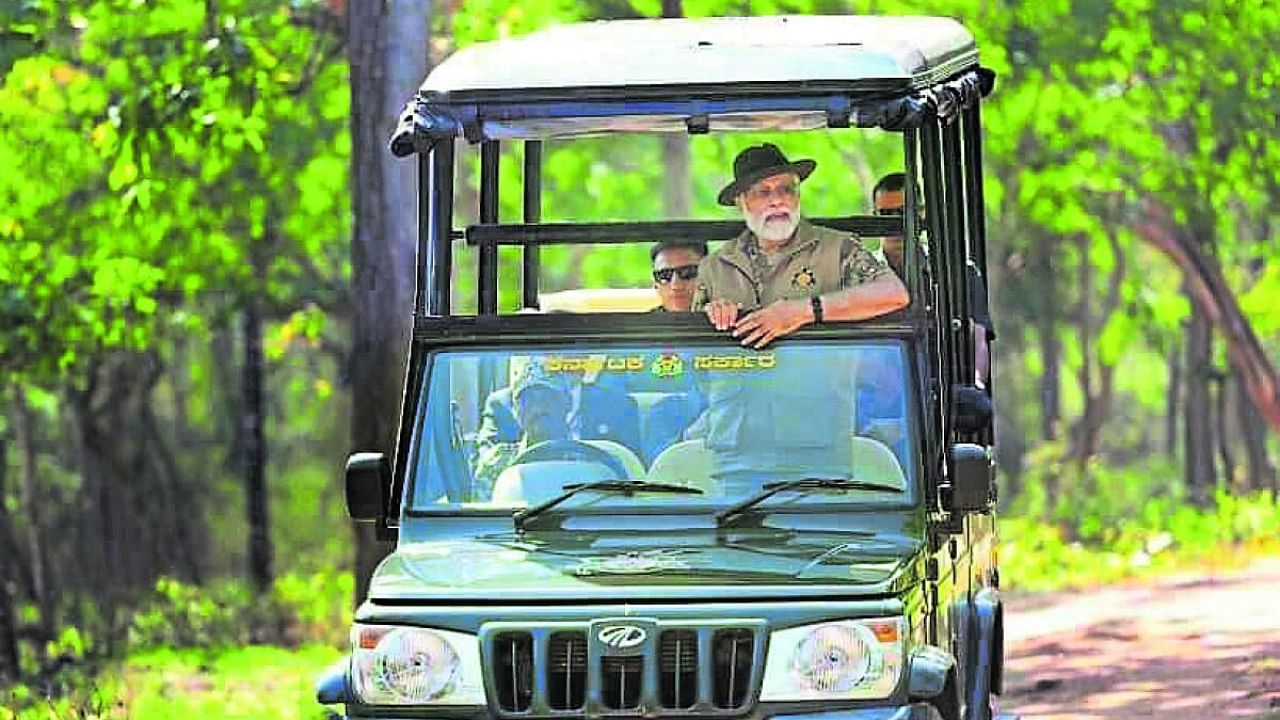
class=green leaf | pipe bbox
[108,140,138,190]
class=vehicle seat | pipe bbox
[849,435,907,490]
[492,460,619,505]
[647,439,716,494]
[572,382,643,458]
[581,439,645,479]
[630,391,673,443]
[631,391,701,465]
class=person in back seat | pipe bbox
[873,172,994,388]
[651,240,708,312]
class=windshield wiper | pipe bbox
[715,477,904,527]
[513,480,704,531]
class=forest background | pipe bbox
[2,0,1279,715]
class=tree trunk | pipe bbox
[139,361,205,584]
[211,323,243,475]
[1183,310,1216,505]
[1236,376,1276,493]
[661,138,690,219]
[1166,336,1181,457]
[67,374,119,654]
[1213,371,1236,490]
[0,430,21,681]
[242,303,273,594]
[659,2,689,219]
[12,387,52,643]
[348,0,429,603]
[171,336,192,448]
[1072,234,1095,463]
[1034,236,1060,442]
[0,567,16,682]
[1073,230,1124,464]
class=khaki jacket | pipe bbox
[692,220,891,310]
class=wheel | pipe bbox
[934,670,962,720]
[508,439,630,479]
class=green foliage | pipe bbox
[0,645,340,719]
[1,0,351,686]
[0,0,349,383]
[271,571,354,647]
[0,674,119,720]
[128,578,271,651]
[122,646,340,720]
[127,573,352,652]
[1002,446,1280,591]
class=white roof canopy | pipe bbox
[421,15,978,101]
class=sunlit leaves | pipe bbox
[1,0,349,384]
[450,0,584,48]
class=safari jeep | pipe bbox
[319,15,1008,720]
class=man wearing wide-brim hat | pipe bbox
[694,143,909,348]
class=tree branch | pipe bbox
[1137,199,1280,430]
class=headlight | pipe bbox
[351,625,485,705]
[760,618,904,701]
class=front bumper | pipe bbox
[326,707,942,720]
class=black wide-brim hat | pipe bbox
[717,143,817,206]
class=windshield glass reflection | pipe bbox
[408,341,916,512]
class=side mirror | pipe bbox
[315,656,352,705]
[907,645,956,700]
[346,452,390,523]
[948,443,993,513]
[951,384,992,435]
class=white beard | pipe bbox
[744,209,799,243]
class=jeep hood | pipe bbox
[368,520,923,602]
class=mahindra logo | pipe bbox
[597,625,647,649]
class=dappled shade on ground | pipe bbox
[1004,557,1280,718]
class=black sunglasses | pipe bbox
[653,264,699,284]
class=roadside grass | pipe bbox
[1001,516,1280,592]
[1,645,342,720]
[998,445,1280,593]
[1001,488,1280,592]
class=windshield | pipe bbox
[406,340,918,514]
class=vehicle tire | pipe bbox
[933,670,962,720]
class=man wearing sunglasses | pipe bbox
[650,240,708,312]
[694,144,908,348]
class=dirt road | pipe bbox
[1002,556,1280,719]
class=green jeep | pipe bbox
[320,15,1008,720]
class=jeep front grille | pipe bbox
[493,632,533,711]
[601,655,644,709]
[712,629,754,709]
[548,631,587,710]
[482,621,765,717]
[659,630,698,709]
